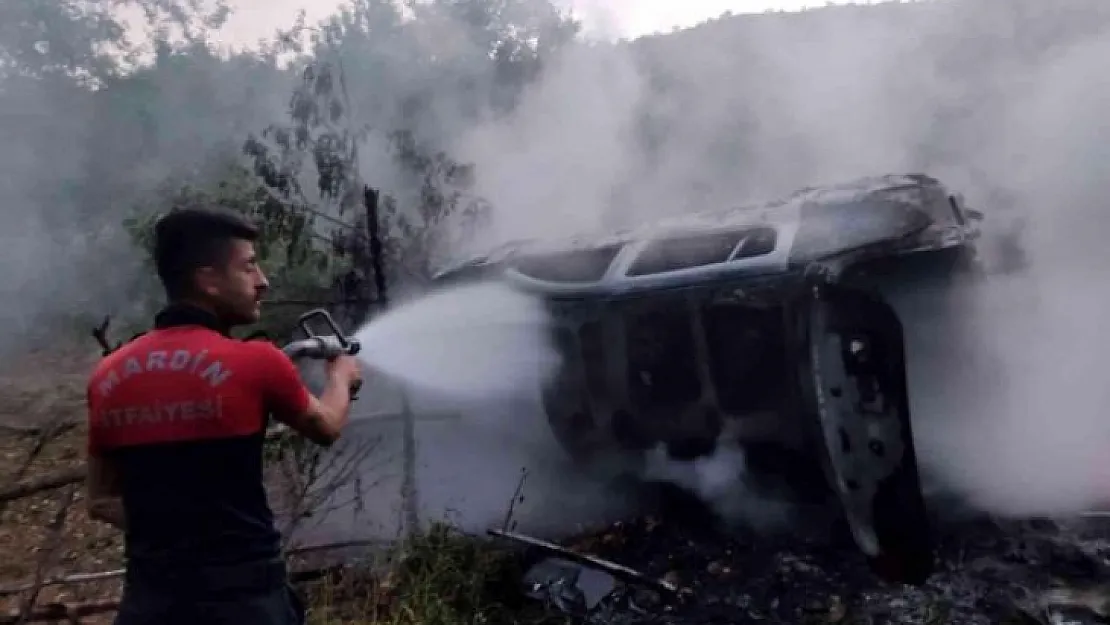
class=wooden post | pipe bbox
[363,186,420,539]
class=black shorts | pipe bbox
[114,559,305,625]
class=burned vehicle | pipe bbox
[433,174,984,584]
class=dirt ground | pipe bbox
[0,348,123,624]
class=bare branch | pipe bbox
[0,600,120,625]
[287,539,387,556]
[15,485,79,624]
[0,467,85,504]
[0,422,75,437]
[275,433,383,544]
[0,571,123,597]
[0,558,354,624]
[90,315,116,355]
[0,428,291,504]
[0,541,383,598]
[500,468,528,532]
[488,529,681,599]
[0,419,78,516]
[255,183,364,237]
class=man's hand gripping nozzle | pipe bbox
[281,308,363,400]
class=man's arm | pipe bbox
[86,453,126,530]
[258,344,360,447]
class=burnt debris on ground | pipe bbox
[5,412,1110,624]
[506,500,1110,625]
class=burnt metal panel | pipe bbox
[624,304,701,410]
[578,321,608,400]
[701,303,789,414]
[790,197,933,264]
[432,173,980,284]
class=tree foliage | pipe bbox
[239,56,484,328]
[240,0,579,304]
[0,0,229,83]
[0,0,578,344]
[122,159,353,338]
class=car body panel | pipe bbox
[433,173,980,296]
[433,173,982,583]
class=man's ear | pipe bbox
[194,266,221,298]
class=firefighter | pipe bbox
[85,207,362,625]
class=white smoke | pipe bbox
[444,0,1110,520]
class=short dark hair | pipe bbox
[153,207,260,300]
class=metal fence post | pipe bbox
[363,186,420,539]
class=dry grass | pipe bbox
[301,525,569,625]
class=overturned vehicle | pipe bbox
[434,174,985,584]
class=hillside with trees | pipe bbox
[2,0,1109,340]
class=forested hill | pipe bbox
[1,0,1108,349]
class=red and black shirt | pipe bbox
[86,305,311,567]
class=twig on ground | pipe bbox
[288,539,387,557]
[0,418,77,516]
[501,468,528,532]
[0,428,297,504]
[15,484,79,624]
[0,600,120,625]
[0,420,78,442]
[288,562,350,584]
[0,571,124,597]
[0,467,85,504]
[0,561,356,623]
[0,540,385,597]
[0,422,52,436]
[488,528,681,599]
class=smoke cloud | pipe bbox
[441,0,1110,520]
[7,0,1110,542]
[0,47,294,350]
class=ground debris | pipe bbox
[6,352,1110,625]
[511,514,1110,625]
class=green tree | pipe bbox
[240,0,578,294]
[1,0,579,349]
[122,156,351,339]
[0,0,229,83]
[242,55,493,304]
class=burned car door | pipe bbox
[797,281,935,584]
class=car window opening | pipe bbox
[627,226,777,277]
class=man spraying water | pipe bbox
[84,208,362,625]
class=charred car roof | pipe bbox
[434,173,982,297]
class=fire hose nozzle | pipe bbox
[281,335,361,360]
[281,308,363,400]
